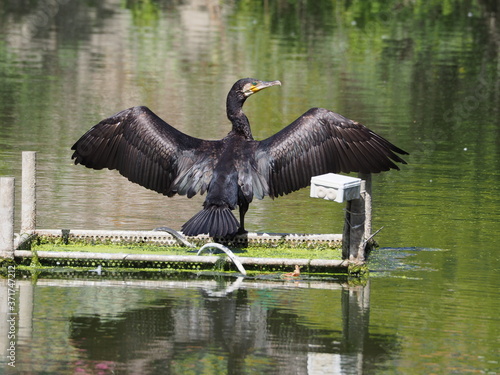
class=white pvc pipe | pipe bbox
[0,177,15,259]
[21,151,36,233]
[198,243,247,275]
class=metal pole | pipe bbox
[0,177,15,259]
[21,151,36,233]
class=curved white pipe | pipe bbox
[198,243,247,275]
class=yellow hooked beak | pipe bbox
[244,80,281,96]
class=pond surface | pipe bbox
[0,0,499,374]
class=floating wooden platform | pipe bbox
[1,152,373,277]
[31,229,342,247]
[9,229,361,275]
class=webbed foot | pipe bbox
[236,227,248,235]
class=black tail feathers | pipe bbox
[181,206,239,237]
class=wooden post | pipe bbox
[0,177,15,259]
[342,173,372,262]
[342,187,365,261]
[21,151,37,233]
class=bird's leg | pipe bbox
[237,201,249,234]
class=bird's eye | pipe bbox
[252,82,258,86]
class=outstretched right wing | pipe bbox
[71,106,221,198]
[256,107,408,198]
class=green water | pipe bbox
[0,1,499,374]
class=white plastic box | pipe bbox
[310,173,361,203]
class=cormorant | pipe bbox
[71,78,408,237]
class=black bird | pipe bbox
[71,78,408,237]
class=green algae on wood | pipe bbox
[31,237,342,260]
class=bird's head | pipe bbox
[226,78,281,136]
[230,78,282,101]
